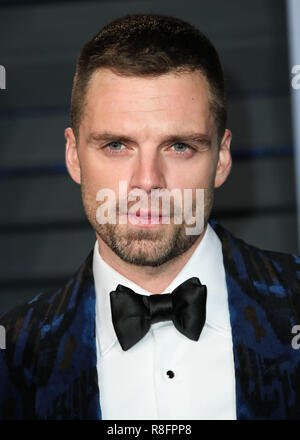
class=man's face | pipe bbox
[65,69,232,266]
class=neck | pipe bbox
[96,224,207,294]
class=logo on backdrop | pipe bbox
[0,65,6,90]
[291,65,300,90]
[0,325,5,350]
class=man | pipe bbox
[0,13,300,420]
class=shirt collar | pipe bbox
[93,223,231,355]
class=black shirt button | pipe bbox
[166,370,175,378]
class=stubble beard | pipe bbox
[81,181,214,267]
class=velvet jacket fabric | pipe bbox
[0,220,300,420]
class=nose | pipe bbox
[129,147,167,193]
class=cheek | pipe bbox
[79,150,120,190]
[171,161,214,190]
[81,163,103,195]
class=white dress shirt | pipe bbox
[93,223,236,420]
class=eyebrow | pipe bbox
[86,131,212,148]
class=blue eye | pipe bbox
[171,143,190,153]
[106,142,125,151]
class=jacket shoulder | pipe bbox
[0,250,94,419]
[211,219,300,295]
[0,248,94,333]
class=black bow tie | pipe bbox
[110,277,207,351]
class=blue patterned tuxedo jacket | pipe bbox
[0,220,300,420]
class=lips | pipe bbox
[125,209,167,226]
[135,209,162,218]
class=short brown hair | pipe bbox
[70,14,227,142]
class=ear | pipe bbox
[65,127,81,184]
[214,129,232,188]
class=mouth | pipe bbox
[136,209,161,218]
[120,209,169,227]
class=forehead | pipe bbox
[82,68,214,136]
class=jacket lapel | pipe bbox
[35,250,101,420]
[211,220,300,419]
